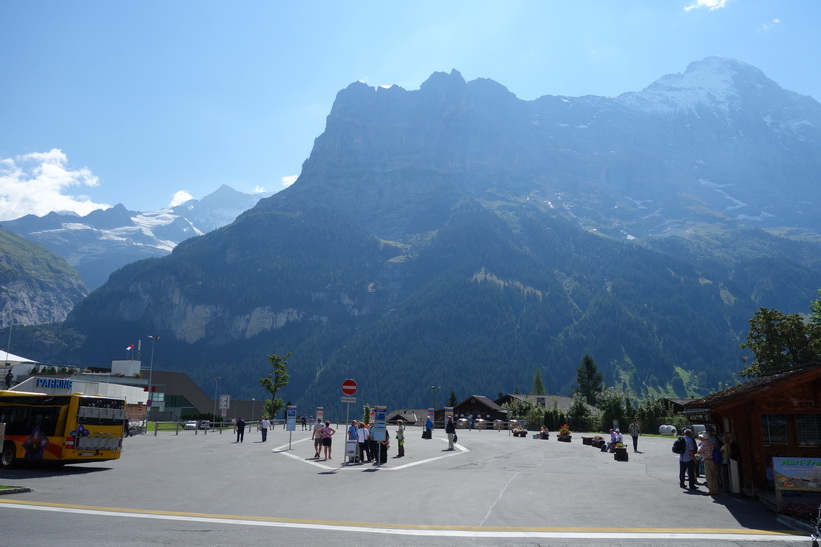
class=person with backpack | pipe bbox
[677,429,697,490]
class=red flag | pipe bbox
[126,344,134,350]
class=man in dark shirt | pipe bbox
[235,417,246,443]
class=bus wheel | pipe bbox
[1,441,16,468]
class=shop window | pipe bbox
[795,414,821,447]
[761,414,788,445]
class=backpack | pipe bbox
[672,436,686,454]
[713,446,723,464]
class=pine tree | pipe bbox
[574,354,604,406]
[531,370,546,395]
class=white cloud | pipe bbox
[0,149,109,220]
[761,18,781,32]
[252,185,267,193]
[684,0,731,12]
[169,190,194,207]
[281,175,298,188]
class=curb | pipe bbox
[0,487,32,496]
[776,514,815,536]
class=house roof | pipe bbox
[684,363,821,414]
[386,409,425,423]
[455,395,507,413]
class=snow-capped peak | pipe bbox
[618,56,745,115]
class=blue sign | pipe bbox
[286,405,297,432]
[372,405,387,441]
[36,378,73,390]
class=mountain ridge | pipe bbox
[2,185,272,290]
[7,57,821,413]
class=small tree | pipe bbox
[447,390,457,407]
[531,370,546,395]
[259,352,291,420]
[596,388,627,431]
[362,404,371,424]
[574,354,604,405]
[567,395,591,432]
[740,307,820,377]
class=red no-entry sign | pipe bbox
[341,379,358,396]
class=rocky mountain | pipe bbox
[10,57,821,413]
[1,185,270,290]
[0,229,87,328]
[289,56,821,241]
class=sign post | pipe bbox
[341,379,358,426]
[372,405,387,467]
[286,405,297,450]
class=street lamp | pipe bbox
[212,376,220,423]
[430,385,441,426]
[147,336,159,412]
[251,398,255,421]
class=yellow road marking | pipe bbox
[0,499,804,537]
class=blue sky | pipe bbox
[1,0,819,218]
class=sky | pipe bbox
[1,0,820,219]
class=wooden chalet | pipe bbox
[684,363,821,493]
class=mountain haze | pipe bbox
[13,57,821,413]
[2,185,270,290]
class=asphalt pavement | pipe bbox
[0,424,810,545]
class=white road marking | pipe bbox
[272,437,468,471]
[0,501,806,541]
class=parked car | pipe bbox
[183,421,198,430]
[199,420,210,430]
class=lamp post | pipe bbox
[147,336,159,414]
[212,376,220,423]
[430,385,441,426]
[251,398,255,422]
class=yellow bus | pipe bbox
[0,390,125,468]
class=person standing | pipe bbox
[396,419,405,457]
[697,430,720,495]
[719,433,732,492]
[445,416,456,450]
[679,429,697,490]
[348,420,360,463]
[424,416,433,439]
[123,417,131,438]
[628,419,641,453]
[312,418,324,459]
[4,369,13,389]
[235,417,246,443]
[260,416,270,442]
[301,415,307,431]
[379,428,390,464]
[321,420,336,460]
[357,421,371,462]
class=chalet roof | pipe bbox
[386,409,425,423]
[661,397,692,408]
[684,363,821,414]
[456,395,507,413]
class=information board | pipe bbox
[286,405,297,432]
[372,405,387,441]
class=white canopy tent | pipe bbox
[1,349,39,386]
